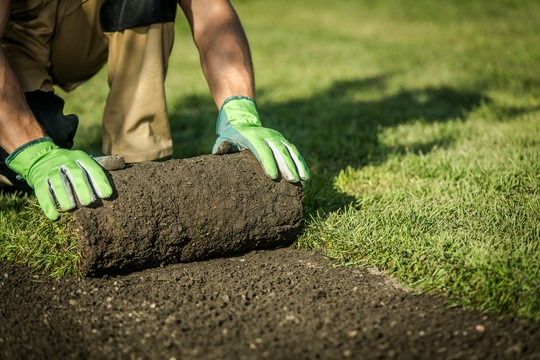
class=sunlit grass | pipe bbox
[0,194,79,278]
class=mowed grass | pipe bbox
[1,0,539,319]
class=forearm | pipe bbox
[0,1,45,153]
[179,0,255,108]
[0,49,45,153]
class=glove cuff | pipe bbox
[5,137,57,178]
[217,96,261,133]
[221,95,256,108]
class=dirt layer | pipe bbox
[1,247,539,360]
[74,152,304,276]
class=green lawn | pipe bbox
[1,0,539,320]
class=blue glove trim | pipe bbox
[221,96,256,109]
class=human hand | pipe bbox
[212,96,310,182]
[6,137,113,220]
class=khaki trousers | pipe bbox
[2,0,175,162]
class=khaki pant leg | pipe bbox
[1,0,58,91]
[2,0,106,92]
[102,23,174,162]
[50,0,108,90]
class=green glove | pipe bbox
[6,137,113,220]
[212,96,310,182]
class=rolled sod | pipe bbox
[72,152,304,276]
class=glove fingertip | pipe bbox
[288,172,301,183]
[283,170,300,183]
[34,184,60,220]
[78,193,96,206]
[263,163,279,180]
[298,165,311,182]
[47,211,60,221]
[41,204,59,221]
[97,183,113,199]
[267,172,279,181]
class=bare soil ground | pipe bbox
[1,247,539,360]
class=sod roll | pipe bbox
[73,152,304,276]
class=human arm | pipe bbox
[178,0,253,108]
[0,0,46,152]
[0,1,113,220]
[178,0,310,181]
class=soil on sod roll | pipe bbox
[1,247,539,360]
[74,152,304,276]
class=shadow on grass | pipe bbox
[75,75,534,217]
[164,75,496,216]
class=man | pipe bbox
[0,0,310,220]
